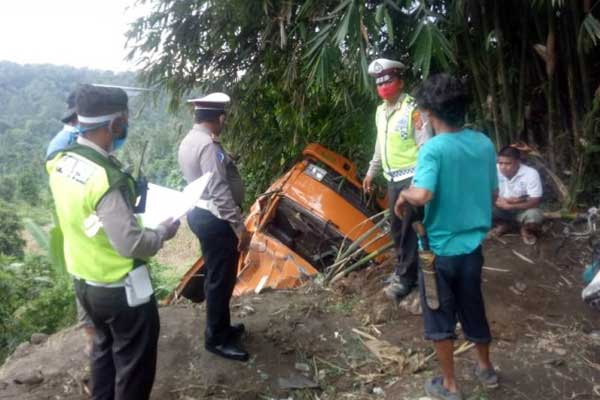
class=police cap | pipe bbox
[368,58,406,85]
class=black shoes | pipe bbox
[230,323,245,341]
[205,323,249,362]
[205,342,249,362]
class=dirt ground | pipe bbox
[2,221,600,400]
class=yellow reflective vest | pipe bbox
[46,145,139,283]
[376,94,419,182]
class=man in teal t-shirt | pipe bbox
[394,74,498,400]
[411,128,498,256]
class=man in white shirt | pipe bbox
[491,146,544,244]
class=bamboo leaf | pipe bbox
[384,7,394,45]
[578,13,600,53]
[375,4,385,25]
[431,23,456,65]
[304,24,333,60]
[485,30,496,51]
[329,0,352,17]
[334,0,355,46]
[408,20,425,47]
[360,47,370,90]
[383,0,402,12]
[422,30,432,78]
[412,24,433,78]
[297,0,317,19]
[583,13,600,46]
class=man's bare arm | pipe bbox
[394,187,433,217]
[401,187,433,206]
[503,196,541,210]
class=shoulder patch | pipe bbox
[217,150,225,163]
[54,154,97,184]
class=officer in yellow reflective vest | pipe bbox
[363,58,432,301]
[47,84,179,400]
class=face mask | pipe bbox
[111,123,128,152]
[76,123,107,135]
[377,80,402,100]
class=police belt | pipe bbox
[73,275,126,288]
[385,166,416,182]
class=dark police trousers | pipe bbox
[387,178,423,285]
[73,279,159,400]
[187,207,240,345]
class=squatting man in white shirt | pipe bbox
[489,145,544,245]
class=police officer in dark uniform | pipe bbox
[178,93,251,361]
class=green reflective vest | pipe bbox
[376,94,419,181]
[46,145,138,283]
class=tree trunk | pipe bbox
[546,4,557,171]
[516,8,529,138]
[564,27,581,151]
[481,1,502,147]
[571,0,592,111]
[493,0,514,141]
[463,29,486,119]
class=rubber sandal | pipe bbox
[424,376,463,400]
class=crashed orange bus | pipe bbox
[167,144,394,303]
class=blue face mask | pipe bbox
[75,118,128,152]
[76,123,107,135]
[112,123,128,152]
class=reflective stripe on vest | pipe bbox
[377,94,418,182]
[46,147,138,283]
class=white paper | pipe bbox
[140,172,213,228]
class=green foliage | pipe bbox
[0,175,17,202]
[48,220,69,283]
[149,259,180,301]
[0,254,75,363]
[17,170,41,206]
[0,62,127,208]
[580,13,600,52]
[0,200,25,259]
[127,0,600,206]
[23,218,49,253]
[0,61,188,214]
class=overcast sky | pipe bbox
[0,0,145,72]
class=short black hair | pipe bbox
[194,109,224,123]
[415,73,470,127]
[498,145,521,160]
[76,84,128,118]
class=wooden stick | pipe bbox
[326,231,388,278]
[314,355,349,371]
[335,213,390,262]
[335,209,389,260]
[329,243,394,284]
[512,250,535,264]
[352,328,378,341]
[483,266,510,272]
